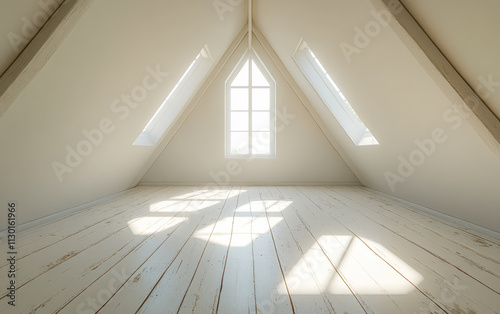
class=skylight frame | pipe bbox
[293,40,378,146]
[225,50,277,158]
[133,45,213,146]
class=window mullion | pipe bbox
[248,56,253,154]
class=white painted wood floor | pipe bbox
[1,186,499,314]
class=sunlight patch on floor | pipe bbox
[193,200,291,246]
[275,234,423,296]
[329,238,423,295]
[148,200,184,212]
[361,238,424,284]
[130,199,222,235]
[193,216,284,246]
[280,235,352,295]
[127,216,186,235]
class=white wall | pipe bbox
[0,0,246,230]
[254,0,500,232]
[401,0,500,119]
[140,34,359,185]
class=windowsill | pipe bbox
[225,155,277,159]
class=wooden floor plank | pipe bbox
[92,188,230,313]
[359,187,500,248]
[0,186,189,299]
[4,185,498,314]
[333,186,500,293]
[217,187,256,314]
[14,186,160,247]
[4,186,165,264]
[0,187,158,270]
[135,188,238,313]
[354,186,500,259]
[299,186,500,314]
[176,187,240,313]
[62,189,230,313]
[0,186,196,313]
[258,186,333,313]
[247,187,294,314]
[278,186,438,313]
[268,186,368,314]
[8,186,150,240]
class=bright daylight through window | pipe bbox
[294,40,378,146]
[226,52,276,157]
[134,46,212,146]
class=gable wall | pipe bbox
[140,34,360,186]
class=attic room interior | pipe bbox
[0,0,499,313]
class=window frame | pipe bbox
[225,51,276,158]
[293,40,378,146]
[134,45,213,146]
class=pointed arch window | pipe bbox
[226,52,276,157]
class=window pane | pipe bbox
[252,132,271,154]
[252,112,270,131]
[231,60,249,86]
[294,41,378,146]
[252,60,269,86]
[231,112,248,131]
[252,88,270,110]
[231,88,248,110]
[231,132,249,154]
